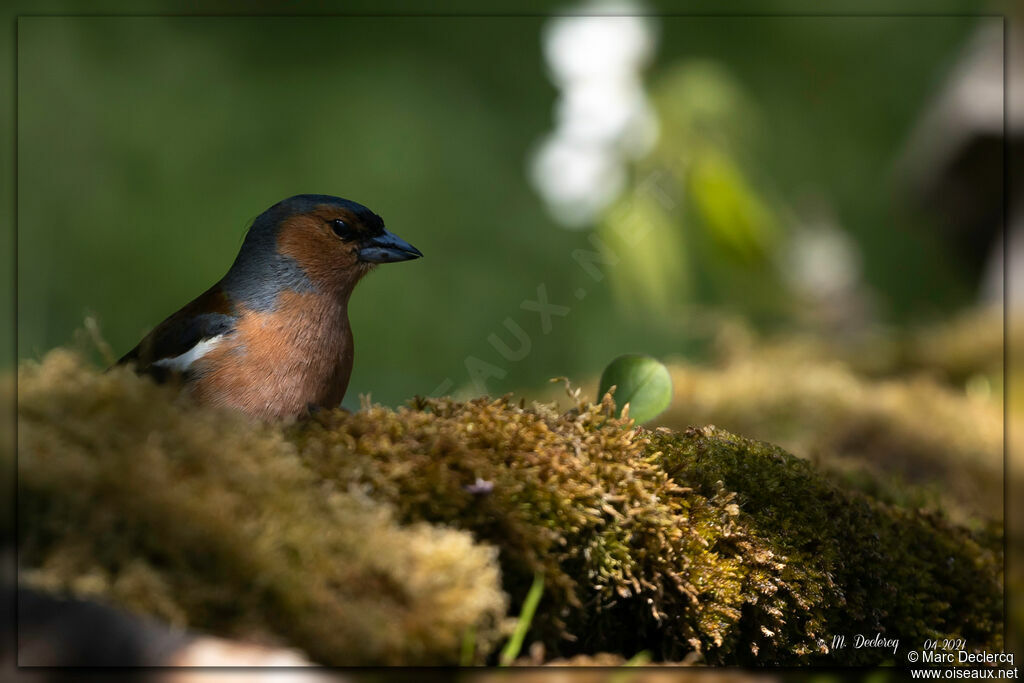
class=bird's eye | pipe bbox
[329,218,356,240]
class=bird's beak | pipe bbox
[357,229,423,263]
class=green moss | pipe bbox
[16,350,1003,665]
[653,426,1003,664]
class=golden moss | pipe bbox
[293,394,776,662]
[293,395,1001,664]
[17,350,1003,665]
[17,350,508,665]
[879,307,1006,385]
[657,334,1005,528]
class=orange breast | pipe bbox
[191,290,353,420]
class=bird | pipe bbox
[117,194,422,420]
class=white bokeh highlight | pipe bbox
[530,3,658,228]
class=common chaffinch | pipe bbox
[118,194,422,420]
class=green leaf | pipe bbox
[688,148,778,266]
[599,354,673,424]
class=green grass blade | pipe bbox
[499,572,544,666]
[459,625,476,666]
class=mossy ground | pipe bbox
[14,345,1003,665]
[546,310,1010,531]
[660,343,1005,529]
[16,351,507,665]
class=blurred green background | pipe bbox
[15,9,993,406]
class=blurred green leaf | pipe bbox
[599,185,689,316]
[688,148,778,266]
[599,354,673,423]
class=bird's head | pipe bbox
[226,194,422,306]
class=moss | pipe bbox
[880,307,1006,385]
[653,426,1003,664]
[17,350,508,665]
[293,395,1001,664]
[658,337,1005,529]
[16,350,1003,665]
[292,394,776,662]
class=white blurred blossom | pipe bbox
[783,204,874,333]
[531,136,626,227]
[555,79,658,153]
[530,2,658,228]
[544,12,653,84]
[786,225,861,300]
